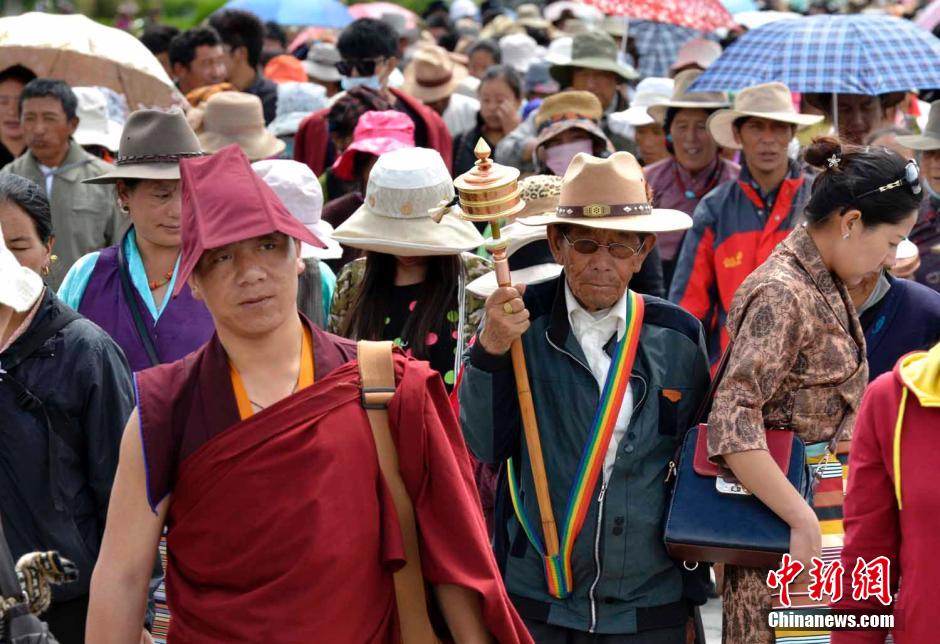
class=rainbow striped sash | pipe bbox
[507,290,645,599]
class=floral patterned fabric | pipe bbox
[328,252,491,388]
[706,224,868,644]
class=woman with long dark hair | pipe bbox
[329,147,488,389]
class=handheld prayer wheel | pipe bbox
[440,139,562,565]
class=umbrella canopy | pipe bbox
[584,0,734,32]
[348,2,419,30]
[0,12,179,111]
[692,14,940,94]
[733,10,800,31]
[222,0,352,28]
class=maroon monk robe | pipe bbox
[135,326,531,643]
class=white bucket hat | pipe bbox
[500,33,540,74]
[0,221,43,313]
[251,159,342,260]
[267,82,328,138]
[609,77,675,129]
[707,82,824,150]
[72,86,123,152]
[332,147,484,256]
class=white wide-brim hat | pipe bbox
[0,222,43,312]
[466,221,561,297]
[252,159,343,260]
[332,147,484,256]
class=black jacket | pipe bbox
[0,289,133,602]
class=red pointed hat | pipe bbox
[174,143,325,296]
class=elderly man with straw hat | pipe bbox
[460,151,712,642]
[643,69,736,287]
[668,81,823,365]
[495,30,638,173]
[898,99,940,293]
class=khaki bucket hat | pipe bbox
[646,69,730,125]
[898,100,940,151]
[198,91,286,162]
[549,31,638,86]
[707,82,824,150]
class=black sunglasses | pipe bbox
[334,57,386,77]
[855,159,922,201]
[561,231,643,260]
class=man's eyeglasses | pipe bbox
[561,231,643,260]
[855,159,922,201]
[334,57,386,77]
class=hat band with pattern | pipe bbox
[116,151,206,166]
[557,202,653,218]
[537,112,597,133]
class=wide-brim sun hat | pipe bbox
[267,82,328,138]
[198,91,285,162]
[333,147,484,256]
[73,86,123,152]
[519,151,692,233]
[609,77,674,128]
[251,159,343,260]
[549,31,638,85]
[707,81,824,150]
[646,69,730,126]
[402,44,469,103]
[84,108,203,184]
[304,41,342,82]
[0,221,44,312]
[897,99,940,151]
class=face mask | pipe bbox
[341,75,382,92]
[544,139,594,177]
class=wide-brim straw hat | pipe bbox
[84,108,202,184]
[198,91,285,162]
[402,44,469,103]
[333,147,484,256]
[647,69,730,125]
[0,221,43,313]
[550,31,638,85]
[519,151,692,233]
[898,99,940,151]
[707,82,824,150]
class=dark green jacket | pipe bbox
[459,275,710,634]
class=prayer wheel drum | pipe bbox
[452,139,526,223]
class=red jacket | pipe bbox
[293,88,453,176]
[832,344,940,643]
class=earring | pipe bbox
[50,254,58,264]
[842,233,850,240]
[41,264,50,276]
[120,203,129,213]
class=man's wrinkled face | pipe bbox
[571,68,618,111]
[189,232,304,339]
[836,94,883,145]
[669,108,717,174]
[548,224,654,311]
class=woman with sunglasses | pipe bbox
[706,137,922,644]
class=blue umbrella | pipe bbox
[721,0,758,14]
[691,14,940,95]
[222,0,352,28]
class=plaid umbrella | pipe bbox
[630,20,707,78]
[691,14,940,94]
[585,0,734,31]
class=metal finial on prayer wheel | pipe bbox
[452,138,525,222]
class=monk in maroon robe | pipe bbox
[86,145,531,644]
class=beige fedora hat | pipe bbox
[708,82,823,150]
[403,45,469,103]
[332,147,484,256]
[198,91,285,162]
[898,100,940,151]
[647,69,730,125]
[519,151,692,233]
[85,108,202,183]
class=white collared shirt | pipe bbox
[564,282,635,483]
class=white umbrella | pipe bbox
[0,12,183,110]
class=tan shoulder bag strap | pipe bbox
[357,341,440,644]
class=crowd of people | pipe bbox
[1,0,940,643]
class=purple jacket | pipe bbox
[78,245,215,372]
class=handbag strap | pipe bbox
[692,340,735,426]
[117,239,161,368]
[357,341,439,644]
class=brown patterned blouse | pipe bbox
[708,223,869,460]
